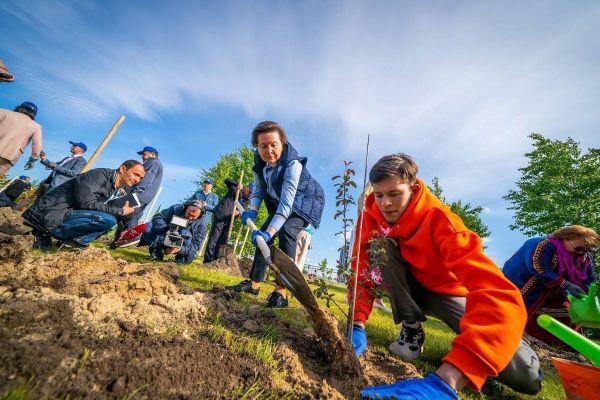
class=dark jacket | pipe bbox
[3,178,30,201]
[252,142,325,228]
[23,168,124,232]
[132,157,163,205]
[212,179,240,221]
[150,203,204,260]
[41,155,87,189]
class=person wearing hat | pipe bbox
[0,101,43,176]
[142,200,205,264]
[189,177,219,255]
[112,146,163,245]
[0,175,31,207]
[203,180,254,263]
[40,141,88,190]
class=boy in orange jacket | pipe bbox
[351,154,541,399]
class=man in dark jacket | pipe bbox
[40,141,87,190]
[142,200,204,264]
[23,160,145,249]
[112,146,163,244]
[203,180,253,263]
[0,175,30,207]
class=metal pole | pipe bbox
[238,226,250,257]
[347,134,370,341]
[81,115,125,173]
[142,186,162,223]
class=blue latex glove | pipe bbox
[179,228,192,240]
[352,324,367,357]
[251,230,272,246]
[23,156,37,170]
[241,210,258,226]
[361,373,458,400]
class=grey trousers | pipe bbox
[379,238,542,395]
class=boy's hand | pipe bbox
[352,324,367,357]
[122,201,135,216]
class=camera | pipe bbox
[163,215,189,248]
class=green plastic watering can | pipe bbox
[537,314,600,366]
[568,283,600,328]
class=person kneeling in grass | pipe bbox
[350,154,542,399]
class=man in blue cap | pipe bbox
[40,141,87,190]
[111,146,163,245]
[189,177,219,257]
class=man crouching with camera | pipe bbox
[142,200,204,264]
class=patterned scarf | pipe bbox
[547,237,591,288]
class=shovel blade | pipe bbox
[271,246,319,313]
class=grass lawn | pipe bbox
[102,244,566,400]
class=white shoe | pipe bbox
[389,322,425,361]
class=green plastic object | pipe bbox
[537,314,600,366]
[568,283,600,328]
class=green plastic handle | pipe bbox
[537,314,600,366]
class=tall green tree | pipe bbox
[193,145,266,257]
[428,177,491,243]
[504,133,599,237]
[505,134,599,275]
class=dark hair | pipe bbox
[120,159,143,169]
[251,121,288,147]
[369,154,419,184]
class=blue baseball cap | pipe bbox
[19,175,29,180]
[137,146,158,155]
[203,178,214,184]
[69,141,87,152]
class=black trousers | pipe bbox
[203,217,230,263]
[378,238,542,395]
[249,214,305,283]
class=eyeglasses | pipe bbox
[568,239,587,253]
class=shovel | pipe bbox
[234,200,319,315]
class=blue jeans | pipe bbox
[52,210,117,246]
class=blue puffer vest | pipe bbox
[252,142,325,228]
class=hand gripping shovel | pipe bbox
[234,201,319,315]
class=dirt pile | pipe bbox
[202,251,251,277]
[0,211,419,399]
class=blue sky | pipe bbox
[1,1,599,267]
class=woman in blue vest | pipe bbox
[227,121,325,308]
[503,225,597,346]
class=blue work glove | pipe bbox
[241,210,258,226]
[179,228,192,240]
[352,324,367,357]
[361,373,458,400]
[251,230,272,246]
[561,280,586,299]
[23,156,37,170]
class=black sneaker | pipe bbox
[32,232,52,251]
[266,291,288,308]
[226,279,259,296]
[149,243,164,261]
[388,322,425,361]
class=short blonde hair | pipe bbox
[550,225,599,250]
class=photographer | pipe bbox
[143,200,204,264]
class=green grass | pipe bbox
[101,243,566,399]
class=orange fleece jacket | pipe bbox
[349,179,526,390]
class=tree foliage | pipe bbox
[193,145,267,257]
[428,177,491,243]
[503,133,599,237]
[332,161,357,280]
